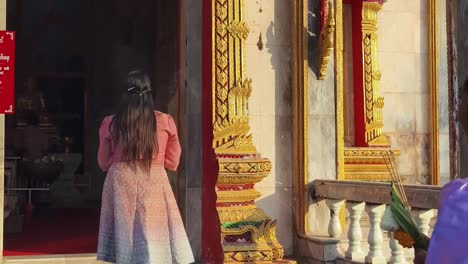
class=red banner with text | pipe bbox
[0,31,15,114]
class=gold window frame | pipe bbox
[292,0,441,236]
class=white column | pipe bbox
[389,232,407,264]
[413,209,435,236]
[345,202,366,260]
[365,204,386,264]
[326,199,345,238]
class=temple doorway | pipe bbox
[3,0,181,256]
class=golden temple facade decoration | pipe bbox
[226,21,250,40]
[213,0,255,156]
[344,147,400,181]
[334,0,344,180]
[212,0,291,263]
[318,0,335,80]
[361,1,387,146]
[344,0,399,182]
[217,158,285,263]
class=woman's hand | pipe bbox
[420,233,430,245]
[413,234,430,264]
[413,248,427,264]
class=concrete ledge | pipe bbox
[295,257,336,264]
[3,254,101,264]
[335,257,364,264]
[311,180,441,209]
[297,235,344,263]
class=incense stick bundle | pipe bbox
[382,152,429,250]
[383,152,409,208]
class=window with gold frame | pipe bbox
[292,0,451,236]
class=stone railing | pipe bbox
[299,180,441,263]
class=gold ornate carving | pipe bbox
[227,21,250,40]
[223,246,273,264]
[219,158,272,174]
[212,0,288,262]
[216,158,285,262]
[344,148,400,163]
[335,0,345,225]
[217,189,262,202]
[213,0,256,155]
[264,220,284,260]
[217,175,268,185]
[344,147,400,181]
[334,0,345,180]
[218,207,270,223]
[318,0,335,80]
[220,219,293,263]
[213,78,256,154]
[291,0,310,237]
[217,158,271,186]
[428,0,439,185]
[361,1,388,146]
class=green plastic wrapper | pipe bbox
[389,182,429,250]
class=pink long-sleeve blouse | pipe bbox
[97,111,181,172]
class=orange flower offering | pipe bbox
[394,229,415,248]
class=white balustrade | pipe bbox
[322,199,438,263]
[413,209,436,236]
[365,204,386,264]
[345,202,366,260]
[313,180,440,264]
[326,199,345,238]
[389,232,407,264]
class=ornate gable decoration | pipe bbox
[212,0,256,155]
[318,0,335,80]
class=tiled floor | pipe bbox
[3,254,103,264]
[3,255,297,263]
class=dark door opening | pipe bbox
[4,0,180,256]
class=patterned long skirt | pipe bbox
[97,163,194,264]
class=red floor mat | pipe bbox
[3,208,100,256]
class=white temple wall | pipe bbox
[377,0,449,184]
[245,0,293,255]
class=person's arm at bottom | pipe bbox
[413,248,427,264]
[413,234,430,264]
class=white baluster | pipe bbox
[326,199,345,238]
[413,209,435,236]
[389,232,407,264]
[345,202,365,260]
[365,204,386,264]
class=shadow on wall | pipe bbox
[307,0,320,75]
[254,0,293,255]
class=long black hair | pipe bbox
[110,69,158,173]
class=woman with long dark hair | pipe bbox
[96,69,194,263]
